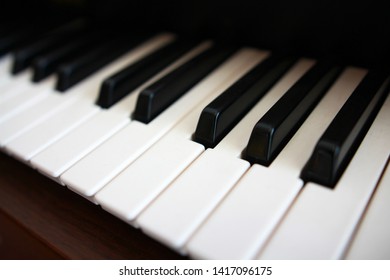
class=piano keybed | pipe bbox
[0,19,389,260]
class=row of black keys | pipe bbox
[2,19,389,188]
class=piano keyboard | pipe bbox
[0,19,389,260]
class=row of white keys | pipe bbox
[346,160,390,259]
[94,48,268,222]
[136,59,315,252]
[60,46,259,199]
[30,41,211,179]
[2,34,174,161]
[6,101,99,161]
[258,93,390,259]
[0,89,74,146]
[0,73,55,122]
[185,67,366,259]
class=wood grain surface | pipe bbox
[0,152,184,260]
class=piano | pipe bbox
[0,0,389,259]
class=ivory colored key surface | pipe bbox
[0,77,32,109]
[0,75,55,123]
[2,34,174,158]
[94,48,266,221]
[138,149,250,251]
[346,161,390,259]
[30,42,211,178]
[0,56,12,86]
[187,166,298,259]
[258,94,390,260]
[61,49,252,197]
[185,67,366,259]
[136,59,314,251]
[31,110,130,179]
[0,94,75,146]
[5,100,99,161]
[95,135,205,221]
[0,73,32,104]
[0,55,11,72]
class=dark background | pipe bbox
[4,0,390,69]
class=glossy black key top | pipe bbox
[11,19,87,74]
[301,70,390,188]
[0,26,45,57]
[245,61,344,166]
[0,19,69,57]
[193,54,297,148]
[56,34,148,92]
[132,44,237,123]
[96,39,198,108]
[31,30,106,82]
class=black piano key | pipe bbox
[0,18,72,58]
[132,45,237,124]
[56,34,148,92]
[96,39,198,109]
[193,54,297,149]
[244,61,344,166]
[300,70,390,188]
[0,22,23,37]
[31,30,107,82]
[0,26,44,57]
[11,19,88,74]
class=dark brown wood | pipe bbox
[0,152,185,260]
[0,211,64,259]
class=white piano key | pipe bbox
[96,135,205,222]
[137,149,250,251]
[185,67,366,259]
[136,59,314,252]
[0,76,55,123]
[258,94,390,260]
[0,72,31,103]
[0,55,13,86]
[346,161,390,259]
[1,34,175,153]
[0,55,11,72]
[0,79,28,106]
[0,93,75,146]
[5,100,99,161]
[62,121,158,197]
[29,41,212,180]
[94,48,267,221]
[62,49,253,197]
[30,110,130,178]
[187,165,300,259]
